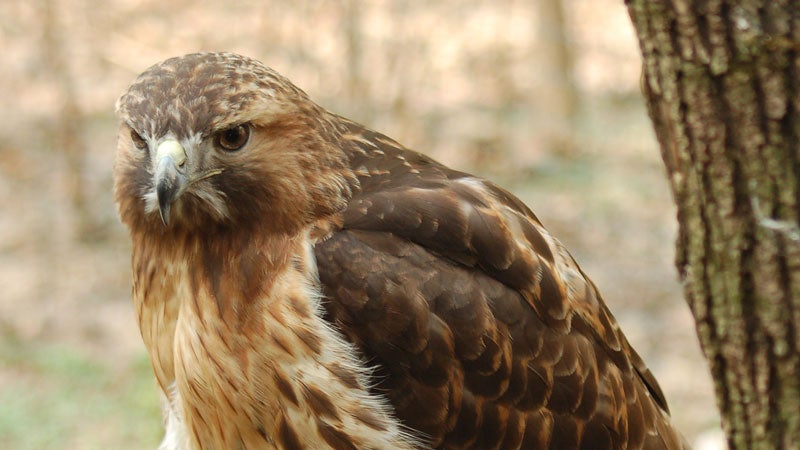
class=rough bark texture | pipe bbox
[625,2,800,449]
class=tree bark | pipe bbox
[625,2,800,449]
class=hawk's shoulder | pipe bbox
[313,120,682,449]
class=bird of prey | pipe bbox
[114,52,688,450]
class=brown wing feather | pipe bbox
[314,119,687,449]
[116,53,686,450]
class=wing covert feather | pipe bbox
[312,120,687,449]
[315,229,678,449]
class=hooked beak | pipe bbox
[153,140,187,225]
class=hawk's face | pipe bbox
[114,53,355,235]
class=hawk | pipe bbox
[114,52,688,450]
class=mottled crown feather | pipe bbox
[116,52,319,141]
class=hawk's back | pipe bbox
[114,52,688,450]
[314,118,688,449]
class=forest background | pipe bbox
[0,1,724,448]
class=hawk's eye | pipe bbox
[215,124,250,152]
[130,130,147,150]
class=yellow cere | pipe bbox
[156,139,187,166]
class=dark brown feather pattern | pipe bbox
[316,118,686,449]
[114,52,688,450]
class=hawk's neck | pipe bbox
[132,227,417,450]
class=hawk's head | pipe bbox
[114,52,356,235]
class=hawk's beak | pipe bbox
[154,140,187,225]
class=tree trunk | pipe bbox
[537,0,578,122]
[40,0,92,239]
[536,0,579,156]
[342,0,370,122]
[625,2,800,449]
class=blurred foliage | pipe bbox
[0,337,161,449]
[0,0,722,448]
